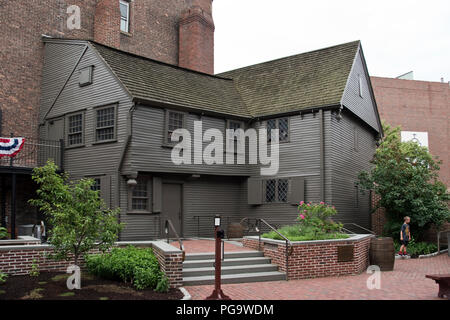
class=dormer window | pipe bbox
[120,0,130,33]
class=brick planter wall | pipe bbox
[243,234,373,280]
[0,241,183,288]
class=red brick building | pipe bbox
[370,76,449,235]
[371,77,450,188]
[0,0,214,140]
[0,0,214,238]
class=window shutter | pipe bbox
[152,177,162,213]
[100,175,111,208]
[247,178,262,205]
[289,177,304,205]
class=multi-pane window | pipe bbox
[267,118,289,143]
[120,0,130,33]
[132,179,149,211]
[91,178,101,192]
[166,111,184,143]
[265,179,289,203]
[226,120,244,153]
[68,113,83,146]
[96,106,115,142]
[265,179,276,203]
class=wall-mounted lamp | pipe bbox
[127,178,137,190]
[214,215,221,227]
[335,107,343,121]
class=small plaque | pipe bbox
[337,244,354,262]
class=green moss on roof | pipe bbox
[218,41,360,117]
[91,42,251,118]
[91,40,360,118]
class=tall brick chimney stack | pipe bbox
[94,0,120,48]
[179,0,215,74]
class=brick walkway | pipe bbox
[186,254,450,300]
[172,239,253,254]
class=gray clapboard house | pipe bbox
[39,38,382,240]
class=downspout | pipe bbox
[115,103,136,240]
[319,109,325,202]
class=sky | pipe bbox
[213,0,450,82]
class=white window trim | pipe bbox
[120,0,130,33]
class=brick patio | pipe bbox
[185,254,450,300]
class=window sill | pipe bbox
[120,31,132,37]
[127,210,155,215]
[65,144,85,150]
[161,143,176,149]
[92,139,117,146]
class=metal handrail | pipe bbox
[256,218,293,281]
[342,223,375,235]
[164,219,185,261]
[437,229,450,253]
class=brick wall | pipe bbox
[371,77,450,188]
[243,235,373,280]
[0,0,200,140]
[0,241,184,288]
[179,0,214,74]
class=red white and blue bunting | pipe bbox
[0,137,25,158]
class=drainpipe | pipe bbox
[115,104,136,240]
[319,109,325,202]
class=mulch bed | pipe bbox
[0,272,183,300]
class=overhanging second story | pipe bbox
[39,38,382,178]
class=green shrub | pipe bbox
[394,238,438,257]
[133,267,159,290]
[0,227,7,240]
[262,202,349,241]
[0,272,7,284]
[86,245,164,290]
[262,225,349,241]
[155,275,169,293]
[29,259,40,277]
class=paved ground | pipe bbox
[186,254,450,300]
[172,239,253,254]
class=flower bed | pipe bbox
[0,241,183,288]
[243,234,374,280]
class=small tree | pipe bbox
[358,123,449,239]
[29,161,122,266]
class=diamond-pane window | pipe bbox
[96,106,115,142]
[279,118,289,142]
[265,179,289,203]
[278,179,289,202]
[68,113,83,146]
[167,111,184,143]
[267,118,289,143]
[132,179,148,211]
[265,179,276,203]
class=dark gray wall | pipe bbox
[40,41,377,241]
[341,47,381,133]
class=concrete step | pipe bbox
[184,251,263,261]
[183,256,271,269]
[183,263,279,277]
[183,271,286,286]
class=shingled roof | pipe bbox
[91,40,360,119]
[218,41,361,117]
[91,42,251,118]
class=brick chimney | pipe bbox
[94,0,120,48]
[179,0,215,74]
